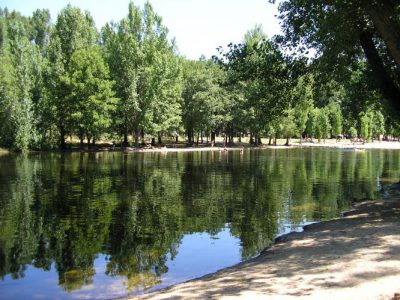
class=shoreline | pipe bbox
[129,198,400,300]
[129,140,400,153]
[3,140,400,155]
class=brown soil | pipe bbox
[131,199,400,300]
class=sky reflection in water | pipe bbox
[1,148,400,299]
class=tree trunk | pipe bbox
[249,133,254,145]
[359,30,400,114]
[257,136,262,145]
[123,126,129,147]
[211,132,216,147]
[134,127,139,148]
[176,135,179,143]
[299,133,302,145]
[285,137,290,146]
[141,128,146,145]
[362,0,400,71]
[60,126,66,150]
[158,132,162,145]
[268,136,272,145]
[151,137,156,146]
[187,129,193,146]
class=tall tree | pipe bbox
[48,5,98,149]
[217,26,291,145]
[102,1,180,147]
[277,0,400,114]
[29,9,51,52]
[293,74,314,144]
[0,12,39,151]
[65,47,118,147]
[329,102,343,140]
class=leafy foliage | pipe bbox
[0,2,399,150]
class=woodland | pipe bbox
[0,1,399,151]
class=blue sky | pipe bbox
[1,0,282,60]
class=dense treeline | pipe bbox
[0,1,399,151]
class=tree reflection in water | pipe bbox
[0,149,399,298]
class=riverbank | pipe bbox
[132,198,400,300]
[0,147,9,155]
[3,140,400,154]
[125,140,400,153]
[123,140,400,153]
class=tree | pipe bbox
[66,47,118,147]
[349,126,358,140]
[147,40,183,146]
[182,59,231,146]
[216,26,292,145]
[29,9,51,52]
[373,110,385,142]
[279,108,297,146]
[360,112,371,142]
[0,12,39,151]
[360,108,385,142]
[314,108,331,143]
[305,108,317,142]
[277,0,400,114]
[329,102,343,141]
[102,1,179,147]
[293,74,314,144]
[48,4,98,149]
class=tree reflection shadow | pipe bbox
[0,149,399,296]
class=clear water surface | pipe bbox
[1,148,400,299]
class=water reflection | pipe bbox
[0,149,399,299]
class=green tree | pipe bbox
[360,112,371,142]
[48,4,98,149]
[305,108,318,142]
[279,108,297,146]
[29,9,51,52]
[147,42,183,146]
[349,126,358,140]
[103,2,179,147]
[329,102,343,141]
[293,74,314,144]
[372,110,385,142]
[277,0,400,114]
[0,14,39,151]
[66,47,118,147]
[216,26,291,145]
[314,108,331,143]
[182,59,232,146]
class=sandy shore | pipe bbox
[124,140,400,153]
[130,198,400,300]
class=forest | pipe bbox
[0,0,399,151]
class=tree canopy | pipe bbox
[0,1,399,150]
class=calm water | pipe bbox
[1,148,400,299]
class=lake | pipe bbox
[0,148,399,299]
